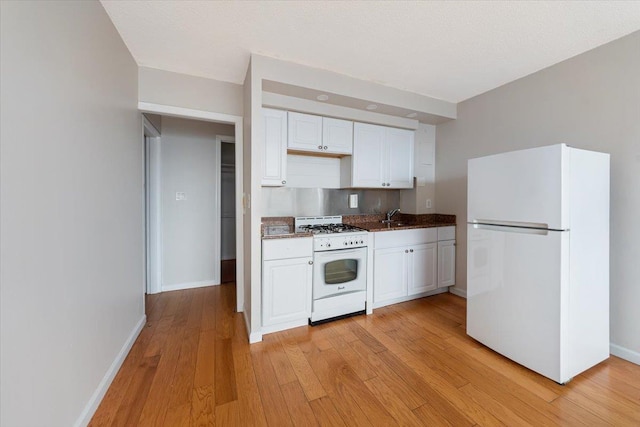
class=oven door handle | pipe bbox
[316,249,363,257]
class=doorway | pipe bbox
[219,138,236,283]
[140,104,244,313]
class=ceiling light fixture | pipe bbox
[316,94,329,101]
[406,112,418,118]
[366,104,378,110]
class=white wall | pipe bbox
[139,66,243,117]
[242,61,257,339]
[0,2,143,426]
[160,117,234,289]
[436,31,640,361]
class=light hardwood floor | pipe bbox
[90,283,640,426]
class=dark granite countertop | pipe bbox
[261,213,456,238]
[343,213,456,232]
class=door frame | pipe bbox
[138,102,245,313]
[143,116,162,295]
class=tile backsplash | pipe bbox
[262,187,401,217]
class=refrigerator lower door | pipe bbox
[467,223,570,383]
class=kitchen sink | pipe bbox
[381,220,406,227]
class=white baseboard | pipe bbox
[74,315,146,427]
[610,343,640,365]
[372,288,447,310]
[162,280,219,292]
[243,309,262,343]
[449,287,467,298]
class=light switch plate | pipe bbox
[176,192,186,201]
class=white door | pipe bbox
[288,112,323,152]
[373,247,407,303]
[467,223,569,383]
[352,122,385,188]
[386,127,414,188]
[467,144,568,229]
[261,108,287,186]
[437,240,456,288]
[322,117,353,155]
[408,243,437,295]
[262,257,312,326]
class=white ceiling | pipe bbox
[101,1,640,104]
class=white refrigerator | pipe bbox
[466,144,610,384]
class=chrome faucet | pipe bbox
[384,208,400,223]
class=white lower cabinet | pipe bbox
[408,243,438,295]
[373,247,408,302]
[373,227,454,308]
[438,240,456,288]
[437,226,456,288]
[262,238,313,333]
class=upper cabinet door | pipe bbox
[323,117,353,155]
[262,108,288,186]
[386,127,414,188]
[351,122,385,188]
[288,112,323,152]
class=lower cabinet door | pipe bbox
[408,243,437,295]
[262,257,312,326]
[373,247,408,303]
[438,240,456,288]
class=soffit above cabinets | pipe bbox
[262,81,452,125]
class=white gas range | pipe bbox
[295,216,368,324]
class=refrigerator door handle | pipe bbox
[471,222,550,235]
[471,219,569,232]
[472,219,548,229]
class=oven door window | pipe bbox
[324,259,358,284]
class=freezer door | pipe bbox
[467,223,570,383]
[468,144,569,230]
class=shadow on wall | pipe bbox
[435,175,468,290]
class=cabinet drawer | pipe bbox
[374,228,437,249]
[263,237,313,260]
[438,226,456,241]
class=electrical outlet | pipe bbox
[349,194,358,208]
[426,199,432,209]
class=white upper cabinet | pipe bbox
[386,127,415,188]
[349,122,385,187]
[344,122,414,188]
[322,117,353,155]
[288,112,353,155]
[261,108,288,186]
[287,112,323,152]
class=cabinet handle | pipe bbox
[282,180,286,184]
[410,249,414,253]
[318,145,323,150]
[308,260,314,265]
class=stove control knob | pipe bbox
[344,242,348,246]
[360,240,364,244]
[327,243,331,247]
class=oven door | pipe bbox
[313,247,367,299]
